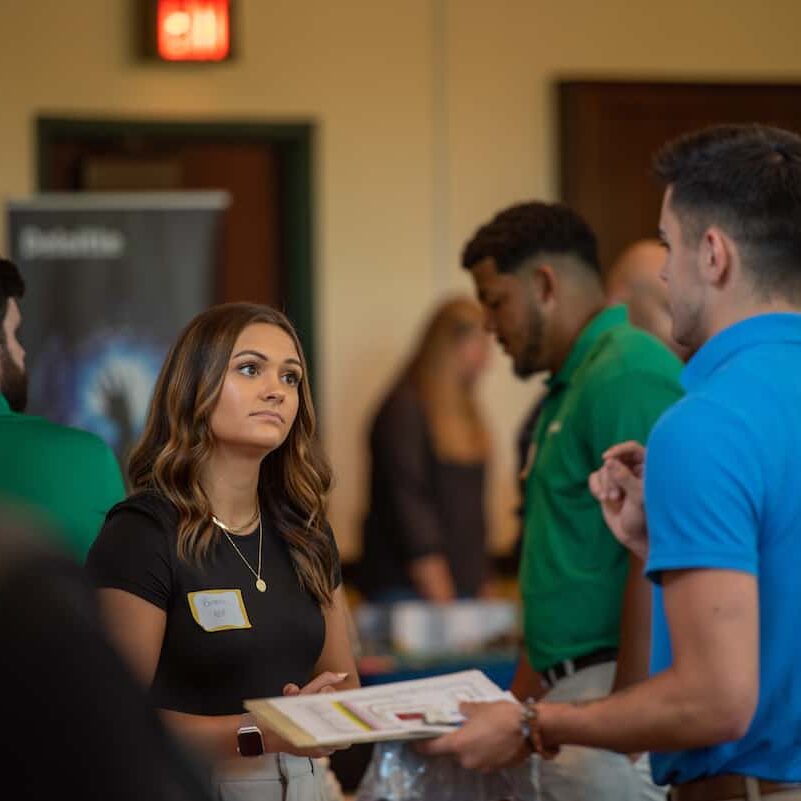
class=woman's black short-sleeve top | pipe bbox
[86,492,340,715]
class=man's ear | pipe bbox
[533,263,558,304]
[702,227,734,287]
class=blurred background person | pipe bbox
[87,303,358,801]
[358,296,492,602]
[605,239,688,359]
[0,257,124,561]
[0,511,214,801]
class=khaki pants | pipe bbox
[216,752,327,801]
[535,662,667,801]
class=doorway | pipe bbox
[559,81,801,272]
[37,117,317,378]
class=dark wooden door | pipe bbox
[43,136,282,307]
[559,82,801,272]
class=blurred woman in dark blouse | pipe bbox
[359,297,492,602]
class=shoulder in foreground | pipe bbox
[646,390,746,457]
[655,362,785,450]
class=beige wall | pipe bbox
[2,1,800,559]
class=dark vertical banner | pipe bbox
[6,192,229,464]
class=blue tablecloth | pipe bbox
[359,652,517,690]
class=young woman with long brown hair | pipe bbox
[358,296,492,602]
[87,303,358,801]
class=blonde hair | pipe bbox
[129,303,337,605]
[407,297,489,461]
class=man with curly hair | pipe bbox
[454,202,683,800]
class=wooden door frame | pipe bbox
[557,79,801,271]
[36,116,317,386]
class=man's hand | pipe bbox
[418,700,531,771]
[589,441,649,561]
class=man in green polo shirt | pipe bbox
[0,258,124,561]
[460,203,683,801]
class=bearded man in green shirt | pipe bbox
[461,203,683,801]
[0,258,124,561]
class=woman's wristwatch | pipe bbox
[237,724,265,757]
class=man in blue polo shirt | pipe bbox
[425,124,801,801]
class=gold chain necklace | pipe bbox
[211,507,260,535]
[212,512,266,592]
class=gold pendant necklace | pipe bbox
[213,512,266,592]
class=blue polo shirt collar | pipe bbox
[682,312,801,392]
[547,305,627,389]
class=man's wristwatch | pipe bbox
[237,724,265,757]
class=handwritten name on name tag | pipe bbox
[188,589,252,632]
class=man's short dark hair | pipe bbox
[0,259,25,342]
[461,201,601,276]
[654,124,801,301]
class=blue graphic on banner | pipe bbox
[76,334,165,449]
[31,330,167,459]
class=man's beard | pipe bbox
[0,346,28,412]
[512,303,545,379]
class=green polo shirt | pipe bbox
[0,393,125,561]
[521,305,683,671]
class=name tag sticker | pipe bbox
[188,589,252,632]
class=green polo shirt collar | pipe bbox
[547,305,627,389]
[0,393,12,416]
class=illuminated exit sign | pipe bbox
[143,0,233,62]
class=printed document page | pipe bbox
[245,669,515,748]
